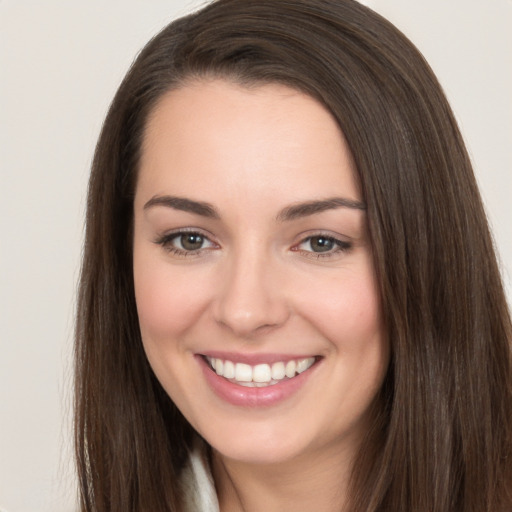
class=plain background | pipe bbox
[1,1,510,510]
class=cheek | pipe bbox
[297,268,382,349]
[133,254,212,340]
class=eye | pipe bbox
[302,235,336,253]
[294,234,352,258]
[174,233,210,251]
[155,230,216,256]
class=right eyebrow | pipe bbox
[276,197,366,222]
[143,195,220,219]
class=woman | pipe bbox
[74,0,512,510]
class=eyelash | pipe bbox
[154,230,352,259]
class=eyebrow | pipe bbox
[276,197,366,221]
[143,195,220,219]
[143,195,366,221]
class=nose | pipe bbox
[213,249,290,338]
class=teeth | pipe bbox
[223,360,235,379]
[238,380,280,387]
[271,361,286,380]
[206,356,316,386]
[235,363,252,382]
[253,364,271,383]
[296,358,311,374]
[285,360,296,378]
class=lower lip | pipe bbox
[196,355,319,407]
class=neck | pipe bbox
[211,440,356,512]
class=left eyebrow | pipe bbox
[143,195,220,219]
[276,197,366,222]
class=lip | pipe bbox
[196,353,321,407]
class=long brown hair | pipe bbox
[75,0,512,510]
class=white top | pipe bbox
[182,442,220,512]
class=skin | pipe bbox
[133,79,389,511]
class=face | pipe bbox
[133,80,388,466]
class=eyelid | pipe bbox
[155,226,215,240]
[292,229,353,245]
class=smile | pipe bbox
[197,353,322,407]
[205,356,317,387]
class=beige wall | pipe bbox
[1,1,510,510]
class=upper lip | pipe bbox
[198,351,320,365]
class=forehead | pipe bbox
[137,79,360,207]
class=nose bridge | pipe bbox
[214,241,289,336]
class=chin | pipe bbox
[202,420,320,466]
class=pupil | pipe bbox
[311,236,334,252]
[181,234,203,250]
